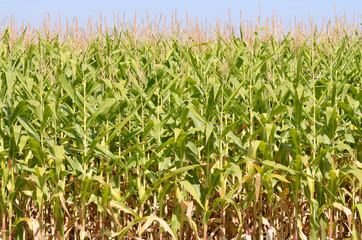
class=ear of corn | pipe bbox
[0,15,361,239]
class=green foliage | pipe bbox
[0,27,361,239]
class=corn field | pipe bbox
[0,14,361,240]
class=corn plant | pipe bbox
[0,17,361,240]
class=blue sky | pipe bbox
[1,0,361,28]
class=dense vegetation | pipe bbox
[0,20,361,239]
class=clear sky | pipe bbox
[1,0,361,29]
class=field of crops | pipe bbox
[0,16,361,239]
